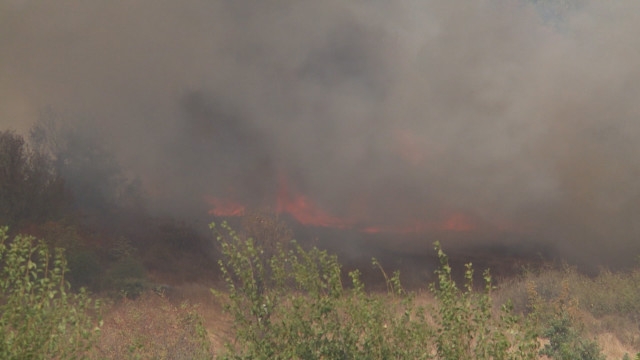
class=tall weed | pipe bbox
[213,222,540,359]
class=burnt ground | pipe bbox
[289,224,554,290]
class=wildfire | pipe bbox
[205,178,481,234]
[276,177,352,229]
[204,129,493,234]
[205,196,246,217]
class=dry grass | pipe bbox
[494,265,640,359]
[173,282,234,358]
[92,291,214,360]
[87,209,640,359]
[86,266,640,359]
[598,332,634,359]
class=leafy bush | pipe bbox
[430,242,539,360]
[213,221,540,359]
[540,313,605,360]
[213,220,431,359]
[516,274,607,360]
[0,227,101,359]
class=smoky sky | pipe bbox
[2,0,640,265]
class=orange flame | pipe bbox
[276,176,352,229]
[204,130,499,234]
[205,187,483,234]
[205,196,246,217]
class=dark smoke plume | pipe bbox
[2,0,640,266]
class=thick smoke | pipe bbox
[2,0,640,266]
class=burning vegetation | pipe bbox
[4,0,640,268]
[3,0,640,357]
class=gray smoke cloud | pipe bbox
[2,0,640,266]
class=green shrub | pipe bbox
[540,313,605,360]
[430,242,539,360]
[212,222,540,359]
[212,220,432,359]
[0,226,101,359]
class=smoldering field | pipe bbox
[2,0,640,268]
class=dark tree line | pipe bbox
[0,130,69,228]
[0,116,142,229]
[29,116,144,214]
